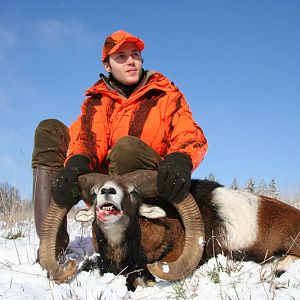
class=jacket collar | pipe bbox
[85,70,174,100]
[101,69,148,98]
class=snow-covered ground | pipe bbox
[1,219,300,300]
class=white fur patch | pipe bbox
[162,263,170,273]
[212,187,259,250]
[94,180,129,245]
[100,216,130,246]
[139,204,166,219]
[96,181,124,209]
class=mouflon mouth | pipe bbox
[96,202,123,220]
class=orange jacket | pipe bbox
[68,71,208,171]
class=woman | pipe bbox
[32,30,208,254]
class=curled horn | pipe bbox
[38,173,110,283]
[122,170,205,281]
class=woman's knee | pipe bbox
[112,136,142,155]
[32,119,70,169]
[107,136,161,175]
[36,119,69,137]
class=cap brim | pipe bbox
[108,37,144,56]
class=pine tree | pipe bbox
[205,173,217,182]
[230,178,239,190]
[268,179,280,198]
[256,179,269,196]
[244,177,256,194]
[294,186,300,209]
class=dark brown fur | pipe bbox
[90,179,300,290]
[137,184,300,265]
[247,196,300,261]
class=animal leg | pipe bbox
[126,269,156,291]
[275,255,299,276]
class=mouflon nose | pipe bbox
[100,187,117,195]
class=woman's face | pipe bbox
[103,42,143,85]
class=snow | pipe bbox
[1,219,300,300]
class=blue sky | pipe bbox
[0,0,299,198]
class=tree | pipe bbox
[294,185,300,209]
[244,177,256,194]
[268,179,280,198]
[230,177,239,190]
[205,173,217,182]
[0,182,21,213]
[256,179,269,196]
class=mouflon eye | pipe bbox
[129,190,140,197]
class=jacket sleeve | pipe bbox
[67,96,108,170]
[165,90,208,171]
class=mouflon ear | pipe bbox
[139,203,166,219]
[75,205,95,222]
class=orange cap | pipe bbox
[102,30,144,62]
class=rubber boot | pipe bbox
[33,166,69,260]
